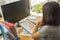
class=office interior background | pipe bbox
[0,0,60,16]
[0,0,60,39]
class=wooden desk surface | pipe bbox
[17,27,34,40]
[0,14,42,40]
[20,35,34,40]
[17,15,42,40]
[0,27,34,40]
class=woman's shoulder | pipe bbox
[44,25,59,28]
[41,25,59,30]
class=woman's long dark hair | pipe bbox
[42,2,60,26]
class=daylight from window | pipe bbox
[30,0,47,16]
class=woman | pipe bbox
[32,2,60,40]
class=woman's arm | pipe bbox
[32,20,42,39]
[32,24,48,40]
[32,24,39,34]
[32,18,42,34]
[32,32,41,40]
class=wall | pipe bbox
[48,0,58,2]
[48,0,60,5]
[0,0,5,6]
[5,0,20,4]
[0,0,5,13]
[58,0,60,4]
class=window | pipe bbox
[30,0,48,16]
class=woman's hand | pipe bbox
[32,18,42,34]
[32,17,42,40]
[32,32,41,40]
[36,19,42,27]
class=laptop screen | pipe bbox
[1,0,30,23]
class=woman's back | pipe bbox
[42,25,60,40]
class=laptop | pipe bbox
[1,0,30,23]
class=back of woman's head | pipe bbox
[43,2,60,26]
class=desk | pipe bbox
[17,15,42,40]
[0,27,34,40]
[17,27,34,40]
[0,15,42,40]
